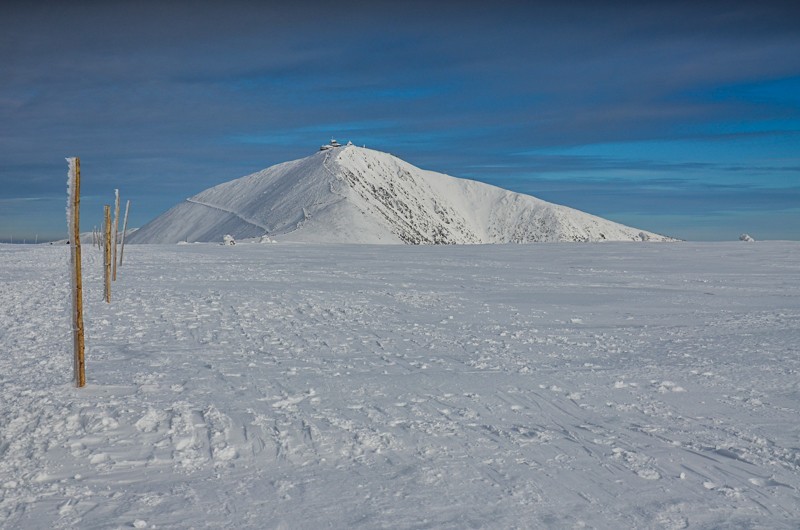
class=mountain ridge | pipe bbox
[129,145,676,244]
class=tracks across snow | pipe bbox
[1,242,800,528]
[184,198,270,233]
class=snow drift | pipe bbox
[129,145,674,244]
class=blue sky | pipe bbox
[2,1,799,242]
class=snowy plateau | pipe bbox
[2,241,800,529]
[128,145,675,245]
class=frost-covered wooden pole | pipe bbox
[67,157,86,387]
[104,205,112,303]
[112,189,120,281]
[119,199,130,266]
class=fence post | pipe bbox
[119,200,131,266]
[67,157,86,387]
[104,205,112,303]
[112,189,120,281]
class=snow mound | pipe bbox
[129,145,675,244]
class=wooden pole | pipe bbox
[119,199,131,266]
[104,205,112,303]
[100,217,105,273]
[67,157,86,387]
[112,189,120,281]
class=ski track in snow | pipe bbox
[1,242,800,528]
[184,198,270,233]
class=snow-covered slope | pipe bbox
[129,145,674,244]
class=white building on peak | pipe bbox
[320,138,344,151]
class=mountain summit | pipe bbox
[129,144,674,244]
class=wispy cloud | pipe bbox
[0,197,50,203]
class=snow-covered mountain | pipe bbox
[129,145,674,244]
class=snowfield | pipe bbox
[1,241,799,529]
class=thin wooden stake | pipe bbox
[119,199,130,266]
[67,157,86,387]
[112,189,120,281]
[104,205,112,303]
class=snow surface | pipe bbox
[129,145,675,244]
[2,241,799,528]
